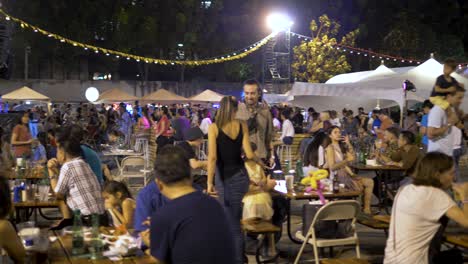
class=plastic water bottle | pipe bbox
[71,210,85,256]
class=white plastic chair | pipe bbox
[119,156,147,188]
[135,138,150,168]
[294,200,361,264]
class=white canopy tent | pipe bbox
[141,89,188,104]
[189,89,224,103]
[288,58,468,112]
[1,86,51,112]
[97,88,139,103]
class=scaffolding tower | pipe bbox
[262,30,291,94]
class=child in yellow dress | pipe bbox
[242,144,274,221]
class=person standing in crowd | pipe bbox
[329,110,341,127]
[135,106,151,140]
[271,107,282,132]
[326,126,374,214]
[237,79,274,167]
[452,121,464,181]
[0,177,25,263]
[306,107,316,131]
[420,100,434,151]
[11,113,33,158]
[172,108,191,142]
[47,127,107,227]
[404,110,419,134]
[428,85,465,156]
[199,109,212,136]
[155,106,173,153]
[142,145,235,264]
[207,96,258,264]
[118,103,132,146]
[384,152,468,264]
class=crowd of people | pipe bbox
[0,60,467,264]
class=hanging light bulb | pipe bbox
[60,39,65,42]
[5,16,10,20]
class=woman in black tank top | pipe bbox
[207,96,258,264]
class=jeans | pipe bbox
[216,168,249,264]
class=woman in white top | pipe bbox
[199,109,212,136]
[384,152,468,264]
[279,109,295,145]
[271,107,281,132]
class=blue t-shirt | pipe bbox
[372,118,381,132]
[150,191,236,264]
[421,114,429,146]
[80,145,104,184]
[32,144,46,162]
[134,181,168,232]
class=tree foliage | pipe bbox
[292,15,359,83]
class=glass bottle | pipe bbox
[90,214,102,260]
[71,210,85,256]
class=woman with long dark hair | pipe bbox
[207,96,258,264]
[156,106,173,153]
[326,126,374,214]
[0,176,26,263]
[11,113,33,158]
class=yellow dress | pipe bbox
[242,161,274,220]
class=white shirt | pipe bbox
[427,105,453,156]
[384,184,456,264]
[273,118,281,130]
[452,126,462,150]
[280,119,295,140]
[199,117,212,135]
[330,118,341,127]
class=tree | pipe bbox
[292,14,359,83]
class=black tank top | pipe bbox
[216,125,244,179]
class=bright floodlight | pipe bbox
[267,13,293,32]
[85,87,100,102]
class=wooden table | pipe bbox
[50,231,156,263]
[350,163,402,213]
[277,189,361,244]
[14,200,60,223]
[444,234,468,249]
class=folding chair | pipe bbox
[119,156,147,188]
[294,200,361,264]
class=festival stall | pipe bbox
[189,89,225,103]
[1,86,52,112]
[288,58,468,112]
[96,88,139,103]
[140,89,188,104]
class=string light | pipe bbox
[0,8,274,66]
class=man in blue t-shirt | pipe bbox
[371,109,382,135]
[141,145,235,264]
[420,100,434,150]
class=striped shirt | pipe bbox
[384,184,456,264]
[55,158,105,216]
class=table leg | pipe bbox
[286,199,302,244]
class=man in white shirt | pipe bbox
[427,85,465,156]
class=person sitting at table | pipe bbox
[384,152,468,264]
[375,127,400,163]
[31,132,47,165]
[302,131,330,175]
[309,111,332,134]
[0,176,25,263]
[178,127,208,189]
[0,127,16,173]
[141,145,236,264]
[11,113,33,158]
[103,180,136,229]
[47,127,107,229]
[385,130,422,185]
[325,126,374,214]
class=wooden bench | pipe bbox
[241,218,281,264]
[321,258,370,264]
[356,214,389,236]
